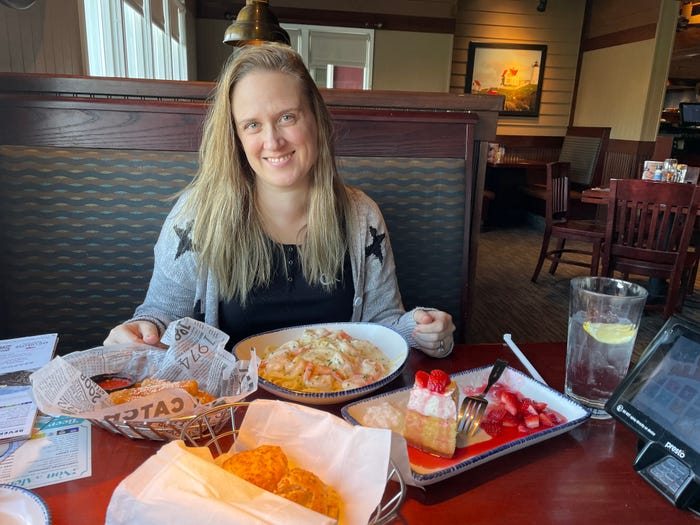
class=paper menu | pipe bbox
[0,334,58,443]
[0,415,92,489]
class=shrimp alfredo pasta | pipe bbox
[258,328,391,392]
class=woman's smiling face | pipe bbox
[232,70,319,192]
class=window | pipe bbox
[80,0,188,80]
[283,24,374,90]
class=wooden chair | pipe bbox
[601,179,700,319]
[531,162,606,282]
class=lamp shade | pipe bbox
[223,0,290,47]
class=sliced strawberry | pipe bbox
[524,413,540,429]
[521,398,540,416]
[501,413,520,427]
[532,401,548,412]
[480,418,503,437]
[544,411,562,425]
[539,412,555,427]
[517,424,529,433]
[414,370,429,388]
[500,391,520,416]
[427,369,450,393]
[486,406,507,422]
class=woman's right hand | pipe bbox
[103,321,161,346]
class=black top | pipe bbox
[218,244,355,347]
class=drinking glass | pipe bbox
[663,158,678,182]
[565,277,648,419]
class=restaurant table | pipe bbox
[582,184,700,210]
[581,186,610,206]
[33,342,699,524]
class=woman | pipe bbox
[104,43,455,357]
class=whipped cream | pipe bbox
[407,384,457,419]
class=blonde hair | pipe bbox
[179,43,352,304]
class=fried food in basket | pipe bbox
[275,467,341,519]
[108,377,215,405]
[221,445,341,519]
[221,445,288,492]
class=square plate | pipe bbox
[341,364,591,486]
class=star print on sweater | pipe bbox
[365,225,385,264]
[174,222,194,259]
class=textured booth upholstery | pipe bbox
[338,156,467,333]
[0,145,197,353]
[1,146,468,353]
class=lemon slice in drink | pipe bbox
[583,322,636,344]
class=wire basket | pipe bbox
[89,400,233,440]
[179,402,406,525]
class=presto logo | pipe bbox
[664,441,686,459]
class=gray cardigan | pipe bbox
[129,187,430,350]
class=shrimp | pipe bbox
[259,329,390,392]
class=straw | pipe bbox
[503,334,548,385]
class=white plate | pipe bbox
[0,484,51,525]
[342,364,591,486]
[234,322,409,405]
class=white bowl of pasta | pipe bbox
[234,322,409,405]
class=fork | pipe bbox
[457,359,508,441]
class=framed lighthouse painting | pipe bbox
[465,42,547,117]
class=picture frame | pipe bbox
[465,42,547,117]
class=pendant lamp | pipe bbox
[223,0,290,46]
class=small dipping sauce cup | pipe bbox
[90,373,134,393]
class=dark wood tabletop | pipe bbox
[33,342,700,524]
[581,186,610,205]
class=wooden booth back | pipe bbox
[0,75,500,353]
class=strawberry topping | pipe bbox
[414,370,430,388]
[427,369,451,393]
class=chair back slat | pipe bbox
[610,186,695,259]
[552,175,568,214]
[545,161,570,224]
[602,179,699,318]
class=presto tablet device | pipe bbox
[605,315,700,512]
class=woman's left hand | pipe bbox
[411,309,456,357]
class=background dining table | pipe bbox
[581,186,610,206]
[32,341,699,524]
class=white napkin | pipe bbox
[106,441,333,525]
[106,399,393,525]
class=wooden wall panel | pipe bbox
[583,0,660,40]
[0,0,83,75]
[197,0,456,21]
[451,0,587,137]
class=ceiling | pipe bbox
[669,25,700,83]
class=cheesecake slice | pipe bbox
[403,369,458,458]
